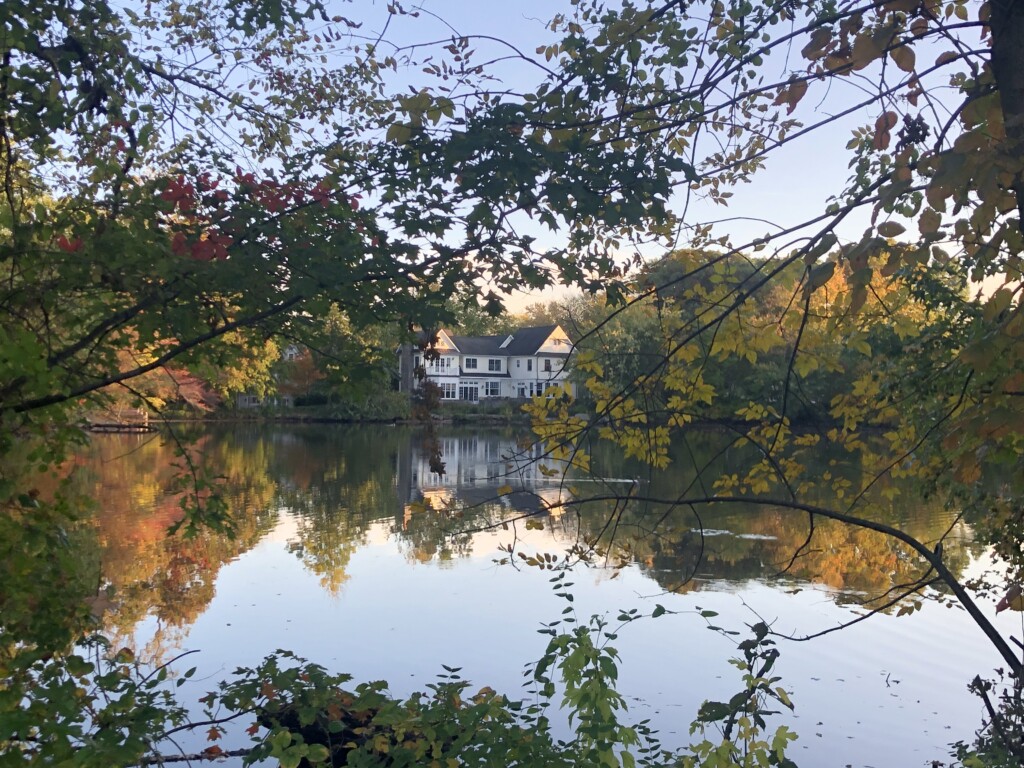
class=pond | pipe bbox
[73,424,1022,767]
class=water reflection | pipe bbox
[63,424,1010,766]
[71,425,983,645]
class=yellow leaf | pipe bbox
[496,485,513,496]
[953,454,981,483]
[890,44,915,73]
[918,208,941,235]
[803,261,835,296]
[849,285,868,315]
[880,250,902,277]
[983,288,1014,321]
[850,31,885,71]
[786,79,808,115]
[801,27,832,60]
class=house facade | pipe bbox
[399,324,575,402]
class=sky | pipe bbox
[333,0,1003,308]
[327,1,583,310]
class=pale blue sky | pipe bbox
[334,0,971,306]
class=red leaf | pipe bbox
[872,111,897,151]
[160,175,196,212]
[190,239,216,261]
[311,181,332,206]
[171,232,189,256]
[57,235,83,253]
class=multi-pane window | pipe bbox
[543,359,552,372]
[527,359,533,371]
[464,358,478,370]
[488,359,501,371]
[441,382,457,399]
[485,382,500,397]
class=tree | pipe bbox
[371,0,1024,760]
[0,2,660,765]
[6,0,1024,763]
[2,0,641,432]
[194,332,282,404]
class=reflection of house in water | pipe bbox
[395,432,571,529]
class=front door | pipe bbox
[458,385,479,402]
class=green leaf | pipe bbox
[877,221,906,238]
[305,744,331,763]
[804,261,835,295]
[385,122,412,144]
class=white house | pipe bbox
[399,324,575,402]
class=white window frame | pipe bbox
[488,358,501,372]
[485,381,500,397]
[464,358,478,370]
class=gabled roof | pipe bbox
[413,329,460,351]
[501,325,560,356]
[448,333,506,356]
[417,325,567,357]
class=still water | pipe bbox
[75,425,1024,766]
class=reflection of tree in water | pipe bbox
[73,426,413,646]
[394,429,577,564]
[402,516,474,564]
[383,426,981,606]
[246,426,548,576]
[268,426,405,592]
[398,491,482,565]
[599,504,973,604]
[398,490,582,565]
[575,431,984,607]
[286,509,365,594]
[70,432,278,660]
[70,425,987,660]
